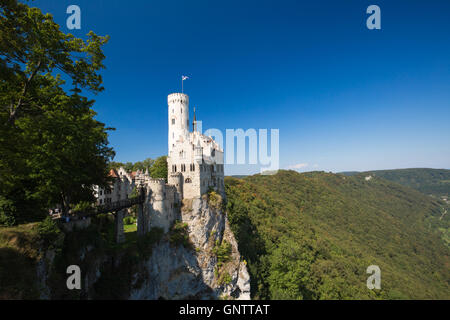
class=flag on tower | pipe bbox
[181,75,189,93]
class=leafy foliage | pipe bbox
[225,170,450,299]
[109,158,155,173]
[0,0,114,224]
[213,239,232,264]
[123,215,136,225]
[37,216,61,249]
[168,220,192,249]
[150,156,168,181]
[207,189,223,210]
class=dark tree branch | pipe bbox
[8,59,41,123]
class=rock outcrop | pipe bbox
[130,194,250,300]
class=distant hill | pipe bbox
[339,171,360,176]
[340,168,450,197]
[227,175,248,179]
[225,170,449,299]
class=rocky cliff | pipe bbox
[130,194,250,299]
[27,193,250,300]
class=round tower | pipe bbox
[168,93,189,154]
[168,172,183,199]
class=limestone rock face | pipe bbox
[130,195,251,300]
[129,242,209,299]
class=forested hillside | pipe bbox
[342,168,450,197]
[225,170,450,300]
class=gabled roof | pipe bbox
[109,169,119,178]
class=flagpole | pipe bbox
[181,76,183,93]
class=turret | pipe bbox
[168,172,183,200]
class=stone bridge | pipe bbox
[101,186,149,243]
[90,186,149,243]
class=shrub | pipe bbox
[37,216,61,248]
[222,272,232,285]
[123,216,136,225]
[72,201,95,215]
[0,198,17,226]
[208,190,223,210]
[169,221,193,249]
[213,240,232,263]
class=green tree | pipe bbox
[150,156,168,181]
[0,0,113,223]
[132,158,154,172]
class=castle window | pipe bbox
[185,178,192,183]
[172,118,175,125]
[181,164,186,172]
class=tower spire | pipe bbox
[193,106,197,132]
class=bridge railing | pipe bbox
[96,193,145,214]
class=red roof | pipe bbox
[109,169,119,178]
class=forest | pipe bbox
[225,170,450,299]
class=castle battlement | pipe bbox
[168,92,189,104]
[148,178,166,185]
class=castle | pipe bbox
[94,92,224,232]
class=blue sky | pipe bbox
[33,0,450,175]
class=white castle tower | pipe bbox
[168,93,189,154]
[167,92,225,199]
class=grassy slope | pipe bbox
[225,170,450,300]
[0,223,41,299]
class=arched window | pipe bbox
[185,178,192,183]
